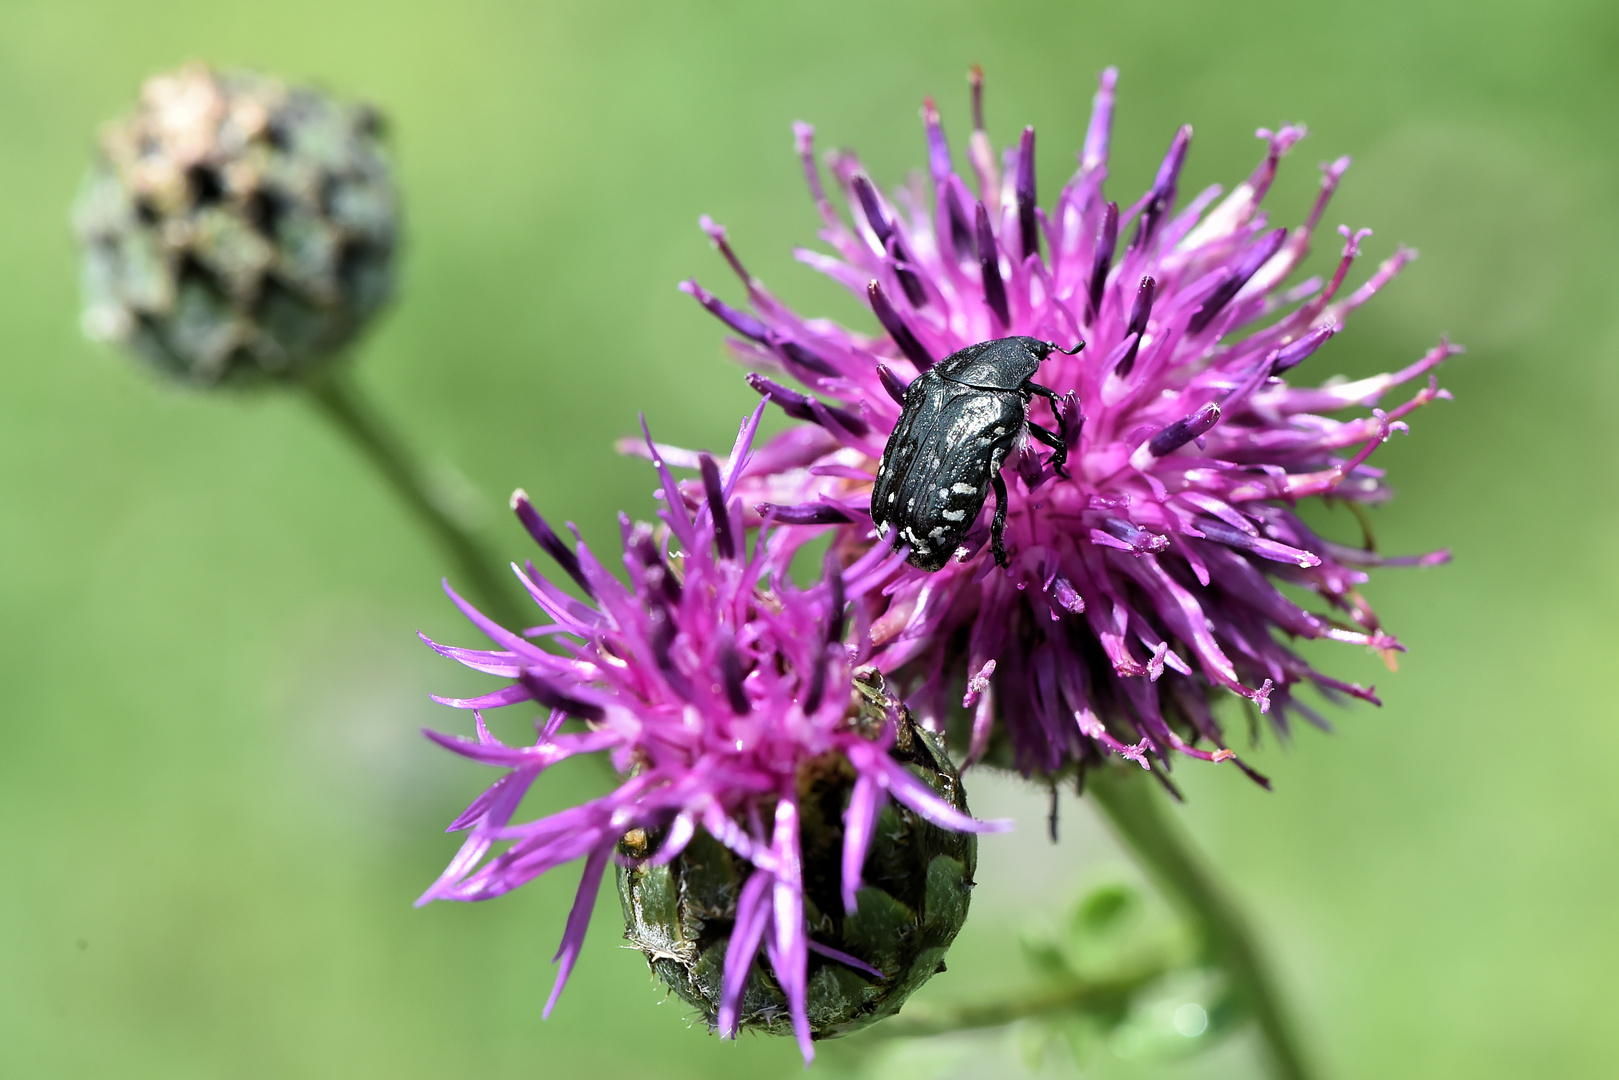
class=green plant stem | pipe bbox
[865,961,1172,1040]
[302,367,527,630]
[1086,764,1312,1080]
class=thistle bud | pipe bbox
[617,671,977,1040]
[73,64,397,385]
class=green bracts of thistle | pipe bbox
[617,676,977,1041]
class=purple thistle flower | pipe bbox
[419,407,1006,1060]
[670,68,1454,780]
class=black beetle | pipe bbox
[871,336,1081,571]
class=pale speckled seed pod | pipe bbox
[73,63,397,385]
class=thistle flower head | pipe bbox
[420,409,1001,1059]
[674,68,1452,779]
[73,63,396,384]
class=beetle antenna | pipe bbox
[1053,340,1085,355]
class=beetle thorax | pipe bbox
[932,337,1045,391]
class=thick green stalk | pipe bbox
[302,368,527,630]
[1086,764,1313,1080]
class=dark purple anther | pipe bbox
[719,640,749,715]
[853,175,927,308]
[699,454,736,560]
[518,669,604,723]
[1127,275,1156,335]
[1060,391,1084,452]
[680,279,770,342]
[852,175,893,249]
[1130,125,1191,252]
[1114,276,1157,377]
[512,490,593,598]
[747,373,815,421]
[629,527,682,605]
[824,548,845,644]
[747,372,868,435]
[925,100,975,262]
[756,502,855,525]
[646,603,686,695]
[1017,446,1044,489]
[1146,401,1222,458]
[775,338,838,377]
[683,279,837,377]
[891,248,929,308]
[944,184,974,264]
[823,402,868,437]
[1086,201,1118,321]
[1016,126,1039,260]
[1269,324,1336,374]
[867,280,934,372]
[975,202,1010,329]
[803,649,828,715]
[877,364,910,406]
[1187,227,1287,335]
[1231,757,1273,791]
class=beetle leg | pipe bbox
[990,473,1010,567]
[1025,382,1071,477]
[1026,381,1062,404]
[1027,421,1068,477]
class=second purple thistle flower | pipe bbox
[421,413,1005,1061]
[674,66,1453,779]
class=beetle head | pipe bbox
[1037,338,1085,358]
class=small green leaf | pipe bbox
[1017,925,1071,977]
[1071,882,1140,941]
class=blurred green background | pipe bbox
[4,0,1616,1076]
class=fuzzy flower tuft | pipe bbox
[670,68,1452,781]
[418,407,1004,1060]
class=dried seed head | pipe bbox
[73,64,397,385]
